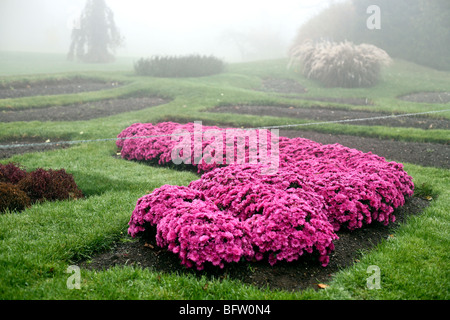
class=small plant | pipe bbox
[18,168,83,203]
[288,40,392,88]
[134,54,225,78]
[413,182,436,201]
[0,162,28,184]
[0,182,31,213]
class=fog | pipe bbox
[0,0,342,62]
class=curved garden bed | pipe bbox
[209,104,450,130]
[398,91,450,104]
[0,77,122,99]
[0,96,170,122]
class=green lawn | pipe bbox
[0,52,449,300]
[0,51,136,77]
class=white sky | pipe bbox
[0,0,344,62]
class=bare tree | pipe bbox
[68,0,124,63]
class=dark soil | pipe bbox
[210,104,450,130]
[0,96,170,122]
[81,196,429,292]
[279,130,450,170]
[0,78,122,99]
[259,78,373,105]
[0,138,71,160]
[399,92,450,104]
[258,78,308,94]
[1,78,446,292]
[294,96,374,106]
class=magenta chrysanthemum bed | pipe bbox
[117,122,414,270]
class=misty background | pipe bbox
[0,0,345,62]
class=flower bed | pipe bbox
[117,122,280,174]
[118,122,414,270]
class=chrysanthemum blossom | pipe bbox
[120,122,414,270]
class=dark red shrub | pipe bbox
[0,182,31,213]
[17,169,51,203]
[0,162,27,184]
[45,169,84,201]
[18,168,83,203]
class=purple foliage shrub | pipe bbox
[18,168,83,203]
[0,182,31,213]
[0,162,28,184]
[118,122,414,270]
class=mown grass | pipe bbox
[0,52,449,300]
[0,51,135,77]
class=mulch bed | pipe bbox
[398,92,450,104]
[258,78,308,94]
[259,78,374,105]
[0,78,122,99]
[292,96,374,106]
[0,138,71,160]
[1,78,447,292]
[279,130,449,170]
[209,104,450,130]
[0,96,170,122]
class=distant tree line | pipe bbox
[290,0,450,71]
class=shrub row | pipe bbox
[288,40,392,88]
[0,163,83,213]
[134,54,225,78]
[118,122,414,270]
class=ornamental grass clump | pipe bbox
[119,122,414,270]
[288,39,392,88]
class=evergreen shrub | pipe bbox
[134,54,225,78]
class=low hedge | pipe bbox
[134,54,225,78]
